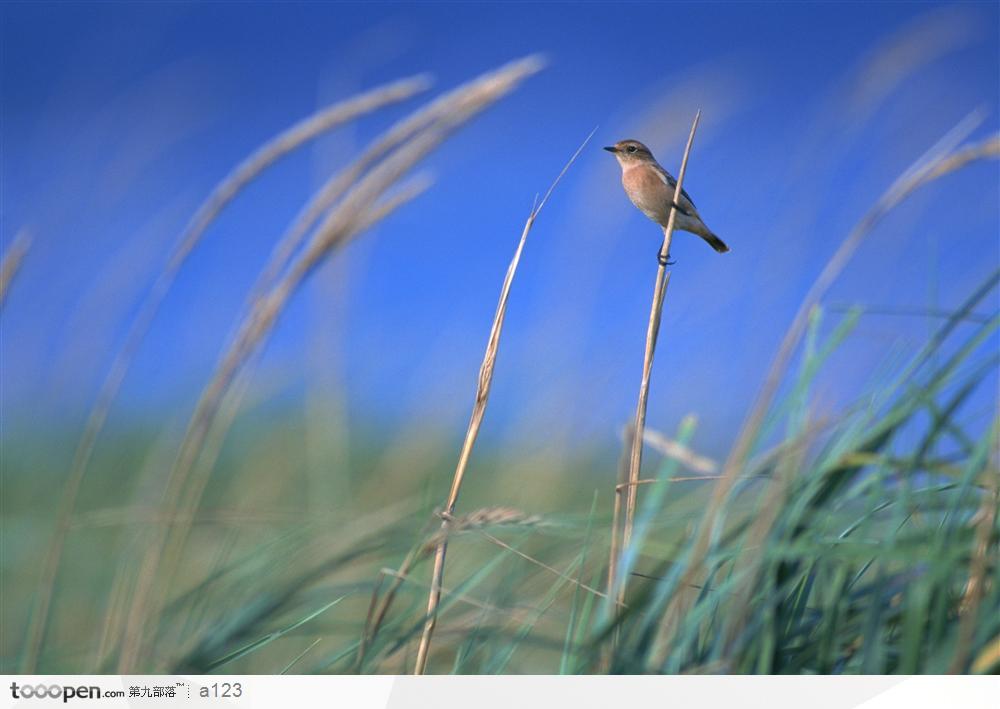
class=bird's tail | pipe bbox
[701,230,730,254]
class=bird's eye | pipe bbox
[626,145,637,153]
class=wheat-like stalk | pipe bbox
[113,57,544,671]
[20,77,429,674]
[253,66,546,297]
[118,184,429,671]
[411,129,594,674]
[431,507,544,542]
[608,111,701,612]
[639,426,719,475]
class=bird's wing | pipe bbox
[653,165,696,209]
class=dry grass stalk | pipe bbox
[641,427,719,475]
[602,422,637,668]
[605,422,633,624]
[118,178,431,669]
[179,174,432,502]
[359,548,426,668]
[92,557,133,670]
[155,56,543,595]
[255,67,542,297]
[656,122,1000,660]
[610,111,701,611]
[166,56,544,552]
[427,507,543,546]
[971,636,1000,674]
[115,58,544,671]
[618,475,759,490]
[950,445,998,673]
[0,229,31,309]
[118,197,428,671]
[378,568,507,617]
[611,470,764,615]
[412,129,595,675]
[476,530,608,600]
[171,175,435,548]
[21,77,429,673]
[359,509,592,670]
[111,179,425,670]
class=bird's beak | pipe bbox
[603,146,618,153]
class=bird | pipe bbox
[604,139,729,264]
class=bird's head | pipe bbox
[603,139,655,167]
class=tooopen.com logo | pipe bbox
[10,682,126,702]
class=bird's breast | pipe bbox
[622,165,672,224]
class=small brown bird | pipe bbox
[604,139,729,263]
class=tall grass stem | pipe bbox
[412,129,595,674]
[611,111,701,611]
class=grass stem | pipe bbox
[412,130,594,674]
[610,111,701,612]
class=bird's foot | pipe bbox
[657,251,676,267]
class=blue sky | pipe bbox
[2,1,998,457]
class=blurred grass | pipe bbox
[2,54,998,675]
[3,273,997,673]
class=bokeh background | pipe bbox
[2,1,998,673]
